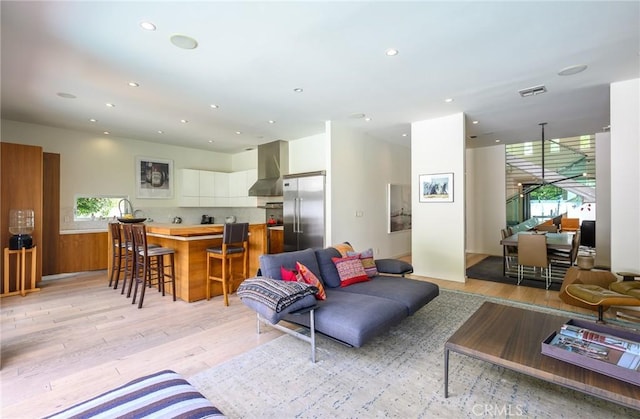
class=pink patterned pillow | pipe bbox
[296,262,326,300]
[347,248,378,277]
[331,256,369,287]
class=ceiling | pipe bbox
[1,1,638,153]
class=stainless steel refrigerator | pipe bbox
[283,171,326,252]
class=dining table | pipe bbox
[500,231,574,276]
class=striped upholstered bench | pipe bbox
[45,370,224,418]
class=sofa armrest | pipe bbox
[375,259,413,277]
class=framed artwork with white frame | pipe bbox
[419,172,453,203]
[387,183,411,233]
[135,156,173,199]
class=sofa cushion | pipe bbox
[332,242,355,256]
[315,247,342,288]
[280,266,299,282]
[297,261,326,300]
[335,275,439,315]
[332,256,370,287]
[347,248,378,277]
[283,289,407,347]
[375,259,414,276]
[260,248,321,282]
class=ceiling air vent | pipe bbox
[518,85,547,97]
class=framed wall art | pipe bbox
[419,172,453,203]
[135,156,173,199]
[387,183,411,233]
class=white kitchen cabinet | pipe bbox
[178,169,200,207]
[178,168,258,207]
[213,172,229,207]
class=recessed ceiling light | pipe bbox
[444,98,454,103]
[293,88,303,93]
[157,130,164,134]
[235,131,242,135]
[57,92,76,99]
[170,34,198,50]
[364,117,372,122]
[495,139,501,143]
[180,119,188,123]
[558,64,588,76]
[268,120,275,124]
[385,48,399,56]
[103,131,110,135]
[210,104,219,109]
[89,118,97,122]
[472,120,479,124]
[402,133,408,137]
[128,82,139,87]
[140,21,156,31]
[106,103,115,107]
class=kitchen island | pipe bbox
[109,223,267,302]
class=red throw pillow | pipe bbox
[332,256,369,287]
[280,266,299,282]
[296,262,326,300]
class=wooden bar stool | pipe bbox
[108,222,126,289]
[129,223,176,309]
[206,222,249,306]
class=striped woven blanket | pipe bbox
[45,370,224,419]
[237,277,317,313]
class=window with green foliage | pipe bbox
[74,196,128,220]
[529,184,565,201]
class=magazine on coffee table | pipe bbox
[542,319,640,386]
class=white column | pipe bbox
[411,113,466,282]
[610,78,640,274]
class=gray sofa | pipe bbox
[254,246,440,348]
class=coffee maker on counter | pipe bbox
[201,215,214,224]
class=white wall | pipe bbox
[288,132,327,174]
[465,145,506,256]
[318,122,412,258]
[610,78,640,275]
[411,113,466,282]
[595,132,611,268]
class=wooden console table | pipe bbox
[444,302,640,410]
[2,246,40,297]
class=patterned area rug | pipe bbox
[189,290,638,418]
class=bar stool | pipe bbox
[206,222,249,306]
[108,222,126,289]
[129,223,176,309]
[120,223,159,296]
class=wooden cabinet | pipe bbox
[1,143,43,292]
[268,228,284,254]
[58,232,108,273]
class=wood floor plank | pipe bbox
[0,254,623,418]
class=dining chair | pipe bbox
[500,228,517,270]
[517,234,551,289]
[206,222,249,306]
[549,231,581,267]
[536,224,558,233]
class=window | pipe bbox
[74,195,128,221]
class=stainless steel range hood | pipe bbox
[248,140,289,196]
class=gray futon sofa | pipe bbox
[245,246,439,348]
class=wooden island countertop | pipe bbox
[145,223,227,237]
[109,223,267,302]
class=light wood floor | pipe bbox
[0,254,611,417]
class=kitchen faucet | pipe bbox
[118,198,134,217]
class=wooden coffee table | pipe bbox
[444,301,640,410]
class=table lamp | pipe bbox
[9,209,34,250]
